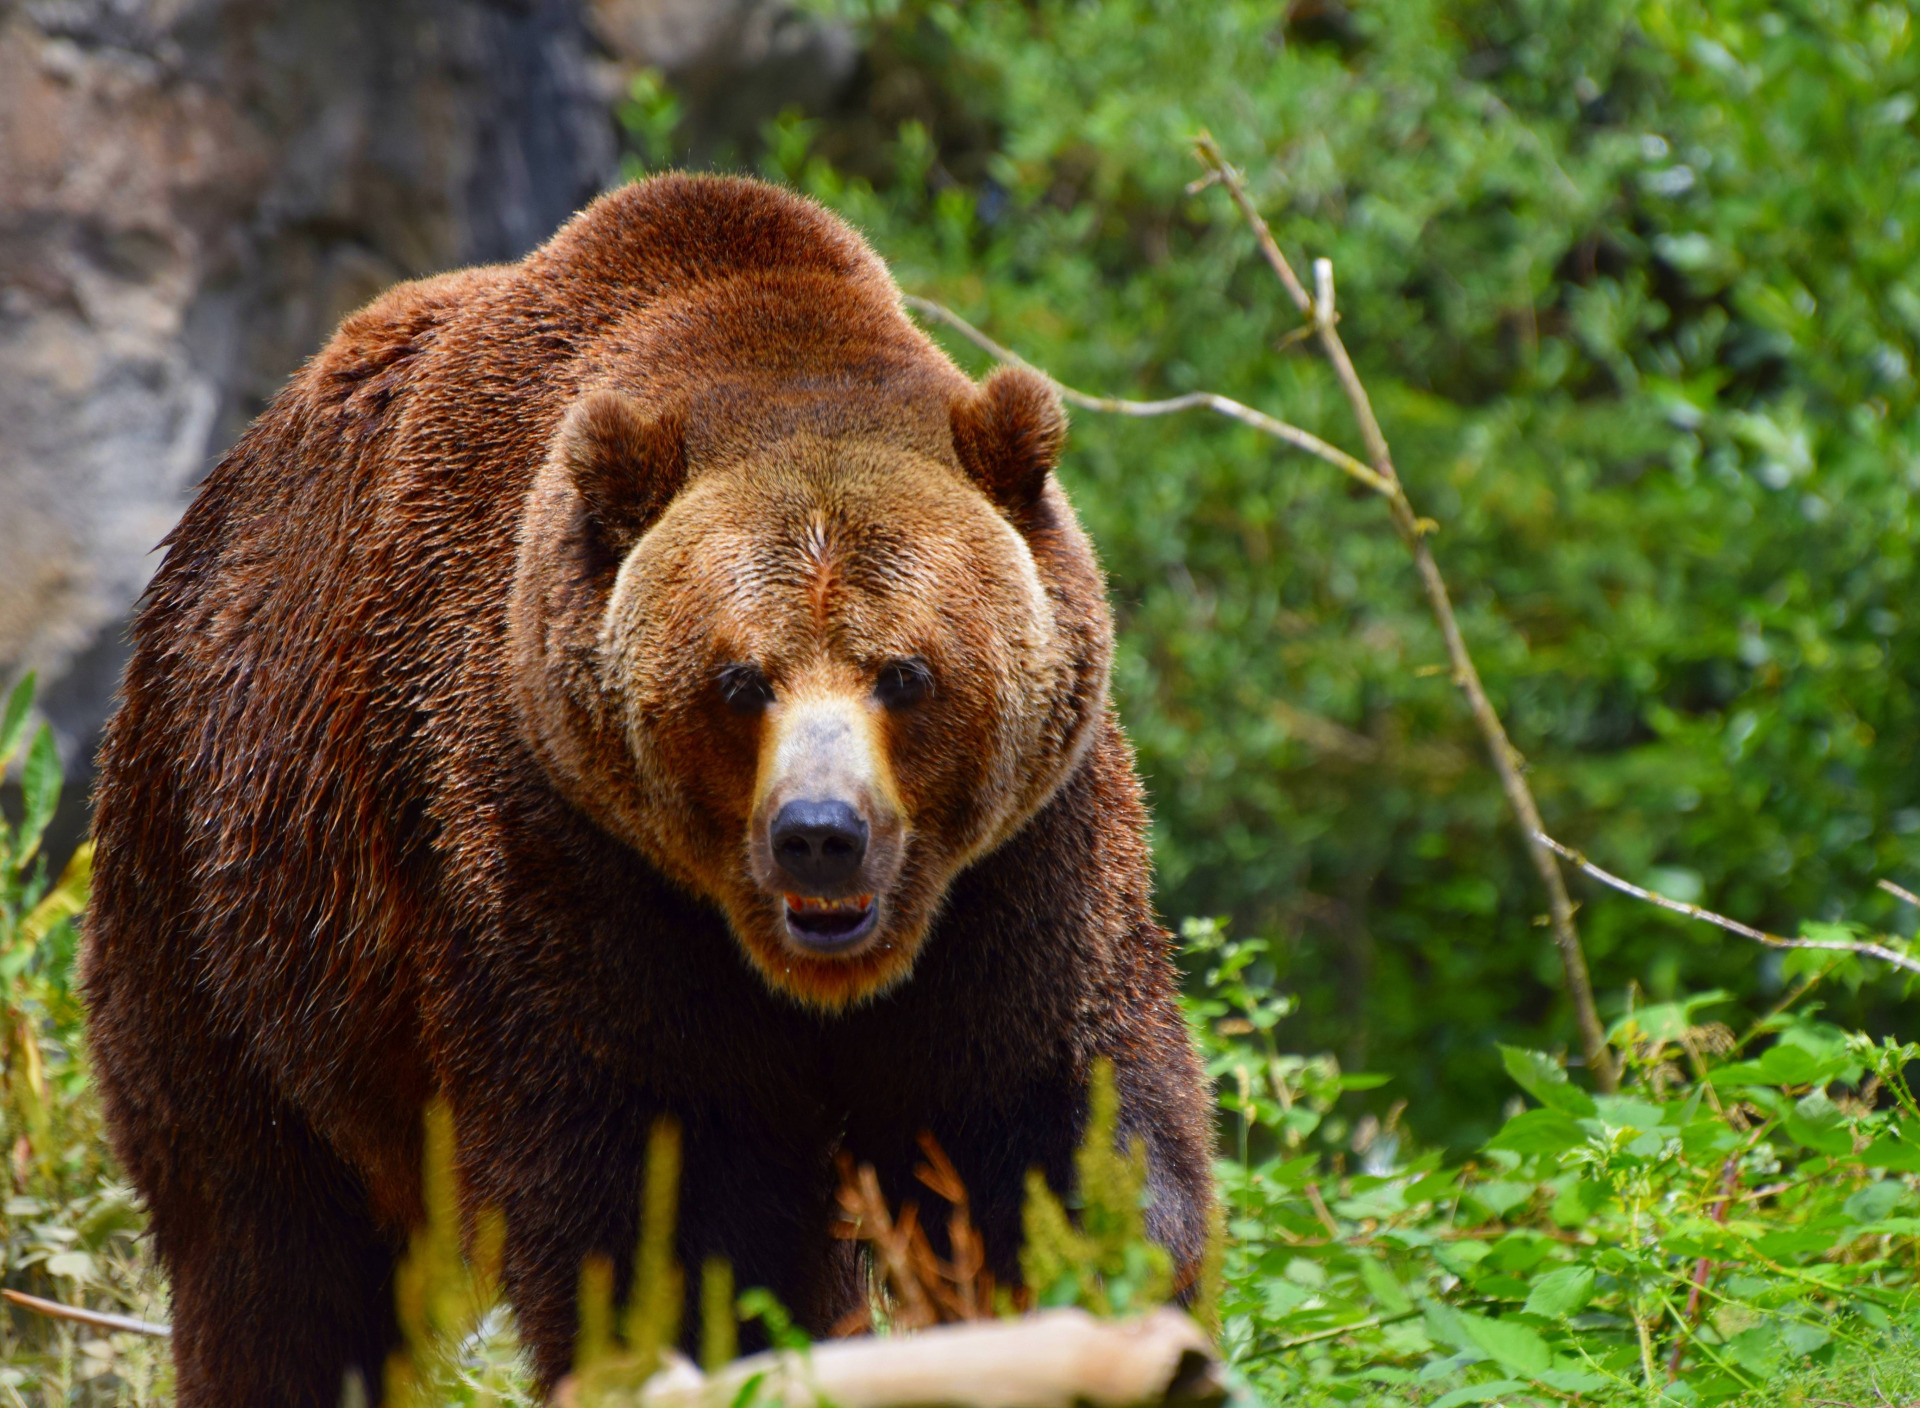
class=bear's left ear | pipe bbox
[557,388,687,558]
[950,365,1066,514]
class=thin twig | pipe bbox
[901,296,1394,497]
[1303,1183,1342,1241]
[1880,878,1920,908]
[1190,132,1614,1091]
[1536,833,1920,976]
[1273,1309,1420,1350]
[1667,1156,1739,1380]
[1,1288,170,1338]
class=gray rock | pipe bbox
[0,0,859,865]
[0,0,616,805]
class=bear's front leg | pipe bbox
[844,1037,1213,1305]
[449,1074,853,1391]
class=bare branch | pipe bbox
[2,1288,170,1338]
[911,138,1622,1087]
[1192,136,1615,1087]
[901,295,1394,497]
[1879,878,1920,909]
[1186,134,1614,1089]
[1192,135,1396,476]
[1536,833,1920,977]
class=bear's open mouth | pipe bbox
[783,892,877,951]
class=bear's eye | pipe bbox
[717,663,775,716]
[874,658,933,711]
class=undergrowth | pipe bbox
[0,677,165,1405]
[5,684,1920,1407]
[1191,914,1920,1406]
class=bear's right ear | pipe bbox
[557,389,687,558]
[950,365,1067,515]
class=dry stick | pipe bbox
[1191,132,1613,1090]
[2,1288,170,1338]
[1667,1156,1740,1380]
[1536,833,1920,977]
[564,1307,1222,1408]
[900,297,1395,498]
[1880,877,1920,909]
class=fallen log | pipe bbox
[561,1307,1227,1408]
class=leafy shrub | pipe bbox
[0,676,167,1405]
[1192,913,1920,1404]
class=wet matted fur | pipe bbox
[83,174,1213,1406]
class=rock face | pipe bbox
[0,0,864,853]
[0,0,617,798]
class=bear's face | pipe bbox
[510,369,1111,1008]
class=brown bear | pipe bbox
[82,174,1214,1406]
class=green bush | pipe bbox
[1191,912,1920,1404]
[0,676,167,1405]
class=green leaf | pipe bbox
[1488,1108,1588,1155]
[1455,1310,1553,1376]
[1861,1133,1920,1172]
[1430,1383,1531,1408]
[1725,1326,1782,1376]
[1522,1265,1596,1318]
[1608,991,1730,1045]
[18,722,60,862]
[1498,1046,1597,1117]
[43,1251,95,1283]
[1465,1181,1532,1221]
[1844,1181,1908,1224]
[1783,1092,1856,1158]
[1708,1060,1771,1088]
[1537,1370,1610,1394]
[21,841,91,949]
[1757,1043,1844,1087]
[1779,1322,1832,1358]
[1591,1095,1668,1131]
[0,672,33,771]
[1358,1256,1413,1316]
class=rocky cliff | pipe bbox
[1,0,861,859]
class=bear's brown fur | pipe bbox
[83,175,1213,1406]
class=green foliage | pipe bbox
[1020,1058,1176,1315]
[570,1119,691,1401]
[1193,914,1920,1405]
[384,1103,509,1408]
[1,675,167,1405]
[761,0,1920,1141]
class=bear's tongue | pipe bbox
[784,893,874,942]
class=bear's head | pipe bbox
[510,353,1112,1010]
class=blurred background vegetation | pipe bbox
[715,0,1920,1143]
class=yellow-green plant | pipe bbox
[384,1101,506,1408]
[1020,1058,1176,1318]
[567,1119,745,1406]
[1,673,167,1405]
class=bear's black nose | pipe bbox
[770,799,869,890]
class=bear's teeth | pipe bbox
[784,893,873,914]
